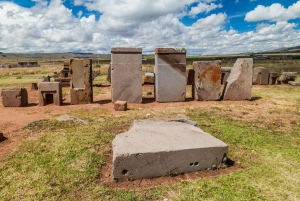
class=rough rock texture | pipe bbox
[144,72,154,84]
[277,72,297,84]
[112,118,228,181]
[38,82,62,106]
[223,58,253,100]
[111,47,142,103]
[186,69,195,85]
[193,61,221,101]
[221,67,231,85]
[253,67,269,85]
[57,114,88,124]
[269,72,279,85]
[288,81,300,86]
[154,48,186,102]
[70,59,93,105]
[114,101,127,111]
[1,87,28,107]
[31,83,38,90]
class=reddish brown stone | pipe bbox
[31,83,38,90]
[1,87,28,107]
[186,69,194,85]
[114,101,127,111]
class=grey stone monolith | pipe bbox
[253,67,269,85]
[154,48,186,102]
[111,47,142,103]
[193,61,221,101]
[223,58,253,100]
[112,118,228,181]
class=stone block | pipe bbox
[31,83,38,90]
[186,69,194,85]
[38,82,62,106]
[269,72,279,85]
[144,72,154,84]
[253,67,269,85]
[222,58,253,100]
[221,67,231,85]
[112,119,228,181]
[154,48,186,102]
[114,101,127,111]
[288,81,300,86]
[70,59,93,104]
[278,72,297,84]
[1,87,28,107]
[111,47,142,103]
[193,61,221,101]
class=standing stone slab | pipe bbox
[70,59,93,105]
[193,61,221,101]
[111,48,142,103]
[38,82,62,106]
[223,58,253,100]
[269,72,279,85]
[154,48,186,102]
[221,67,232,85]
[1,87,28,107]
[253,67,269,85]
[112,119,228,181]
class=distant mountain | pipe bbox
[264,46,300,53]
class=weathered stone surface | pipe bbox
[154,48,186,102]
[278,72,297,84]
[112,118,228,181]
[269,72,279,85]
[114,101,127,111]
[70,59,93,104]
[111,47,142,103]
[57,114,88,124]
[31,83,38,90]
[193,61,221,101]
[1,87,28,107]
[253,67,269,85]
[288,81,300,86]
[223,58,253,100]
[186,69,194,85]
[221,67,231,85]
[43,76,50,82]
[38,82,62,106]
[144,72,154,84]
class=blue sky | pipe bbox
[0,0,300,55]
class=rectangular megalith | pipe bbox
[223,58,253,100]
[111,47,142,103]
[253,67,269,85]
[70,59,93,105]
[269,72,279,85]
[154,48,186,102]
[38,82,62,106]
[1,87,28,107]
[193,61,221,101]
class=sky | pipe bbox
[0,0,300,55]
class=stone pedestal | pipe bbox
[223,58,253,100]
[111,48,142,103]
[70,59,93,105]
[154,48,186,102]
[221,67,231,85]
[193,61,221,101]
[112,118,228,181]
[38,82,62,106]
[1,87,28,107]
[253,67,269,85]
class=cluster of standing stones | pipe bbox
[1,47,299,181]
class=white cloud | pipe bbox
[245,1,300,22]
[188,2,222,17]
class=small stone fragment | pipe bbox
[114,101,127,111]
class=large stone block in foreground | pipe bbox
[223,58,253,100]
[38,82,62,106]
[1,87,28,107]
[253,67,269,85]
[111,47,142,103]
[112,119,228,181]
[193,61,221,101]
[154,48,186,102]
[70,59,93,105]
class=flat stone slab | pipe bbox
[223,58,253,100]
[193,61,221,101]
[288,81,300,86]
[112,118,228,181]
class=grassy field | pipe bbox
[0,63,300,200]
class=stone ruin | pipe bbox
[193,61,221,101]
[253,67,269,85]
[110,48,142,103]
[70,59,93,105]
[269,72,279,85]
[1,87,28,107]
[221,67,231,85]
[55,61,71,86]
[277,72,298,84]
[186,68,194,85]
[155,48,186,102]
[38,82,62,106]
[112,115,228,181]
